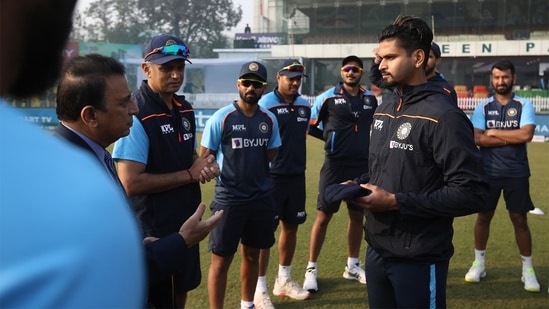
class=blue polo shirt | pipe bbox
[201,102,281,205]
[259,89,311,176]
[472,94,536,177]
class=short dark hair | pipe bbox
[378,15,433,66]
[5,0,78,98]
[56,54,126,121]
[491,60,515,76]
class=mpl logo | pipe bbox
[160,124,174,134]
[488,110,499,116]
[277,107,289,114]
[334,98,346,105]
[232,124,247,131]
[373,119,384,130]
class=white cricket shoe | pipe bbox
[303,267,318,292]
[343,264,367,284]
[522,268,540,292]
[273,278,311,300]
[465,261,486,283]
[529,207,545,215]
[254,291,275,309]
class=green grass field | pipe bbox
[186,138,549,309]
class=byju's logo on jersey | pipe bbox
[160,124,174,134]
[183,133,193,141]
[231,137,269,149]
[259,122,269,133]
[373,119,384,131]
[232,138,243,149]
[389,140,414,151]
[486,119,519,129]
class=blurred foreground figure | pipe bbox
[0,0,146,307]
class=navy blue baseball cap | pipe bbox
[277,59,308,78]
[431,42,441,58]
[144,34,192,64]
[239,61,267,82]
[342,55,363,68]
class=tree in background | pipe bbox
[71,0,242,58]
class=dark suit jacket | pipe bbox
[54,124,188,285]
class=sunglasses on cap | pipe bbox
[144,44,190,60]
[238,79,267,89]
[278,63,305,73]
[341,65,363,73]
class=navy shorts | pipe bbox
[485,176,534,214]
[317,162,369,214]
[366,246,449,308]
[208,196,276,257]
[272,174,307,225]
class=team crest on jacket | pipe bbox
[182,117,191,131]
[507,108,517,117]
[298,107,307,117]
[396,122,412,140]
[259,122,269,133]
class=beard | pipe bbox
[493,83,513,96]
[381,80,397,88]
[343,80,360,88]
[425,65,435,77]
[239,91,262,105]
[8,0,77,98]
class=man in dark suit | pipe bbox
[54,54,222,285]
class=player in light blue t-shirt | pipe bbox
[200,61,281,309]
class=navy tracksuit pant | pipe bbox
[366,246,449,309]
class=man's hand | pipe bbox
[179,203,223,247]
[353,183,398,212]
[190,153,220,184]
[372,47,382,64]
[143,203,222,245]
